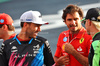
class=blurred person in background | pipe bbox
[54,4,92,66]
[0,10,54,66]
[82,8,100,66]
[0,13,16,47]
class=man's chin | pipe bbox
[29,35,37,39]
[70,29,79,33]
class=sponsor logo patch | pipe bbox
[63,37,68,42]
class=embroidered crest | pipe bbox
[79,38,84,44]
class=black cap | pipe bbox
[85,8,100,21]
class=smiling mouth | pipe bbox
[70,25,77,27]
[34,33,38,35]
[71,27,75,29]
[70,26,76,28]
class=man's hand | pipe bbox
[64,43,89,66]
[56,55,70,66]
[64,43,75,54]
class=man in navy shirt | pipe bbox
[0,10,54,66]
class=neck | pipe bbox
[3,31,15,41]
[70,29,80,34]
[71,31,79,34]
[8,31,15,35]
[90,28,99,37]
[3,34,10,41]
[18,32,31,40]
[70,26,83,34]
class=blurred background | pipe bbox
[0,0,100,55]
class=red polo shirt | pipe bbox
[55,27,92,66]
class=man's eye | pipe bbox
[67,19,72,21]
[74,18,78,21]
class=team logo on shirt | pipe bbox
[11,46,18,53]
[77,46,82,51]
[63,37,68,42]
[79,38,84,44]
[33,44,40,56]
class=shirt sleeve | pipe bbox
[88,44,94,66]
[0,43,8,66]
[54,33,62,57]
[43,40,55,66]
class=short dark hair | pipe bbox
[62,4,83,22]
[20,22,32,28]
[7,25,15,31]
[0,24,3,28]
[0,24,15,31]
[20,22,24,28]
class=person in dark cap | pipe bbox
[0,11,54,66]
[0,13,16,41]
[82,8,100,66]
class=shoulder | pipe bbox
[36,36,50,47]
[60,30,69,35]
[83,33,92,43]
[84,33,92,38]
[81,28,92,39]
[61,30,69,34]
[3,38,15,45]
[93,32,100,41]
[36,36,47,43]
[1,38,16,51]
[82,33,92,45]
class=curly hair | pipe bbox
[62,4,83,22]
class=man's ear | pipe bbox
[88,19,91,26]
[80,17,83,20]
[23,22,27,27]
[2,24,8,30]
[63,20,66,22]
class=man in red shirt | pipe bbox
[54,4,92,66]
[0,13,16,41]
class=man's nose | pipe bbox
[38,26,41,32]
[71,20,76,25]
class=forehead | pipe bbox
[66,12,80,19]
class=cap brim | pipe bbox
[33,21,49,25]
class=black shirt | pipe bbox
[0,35,54,66]
[88,32,100,66]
